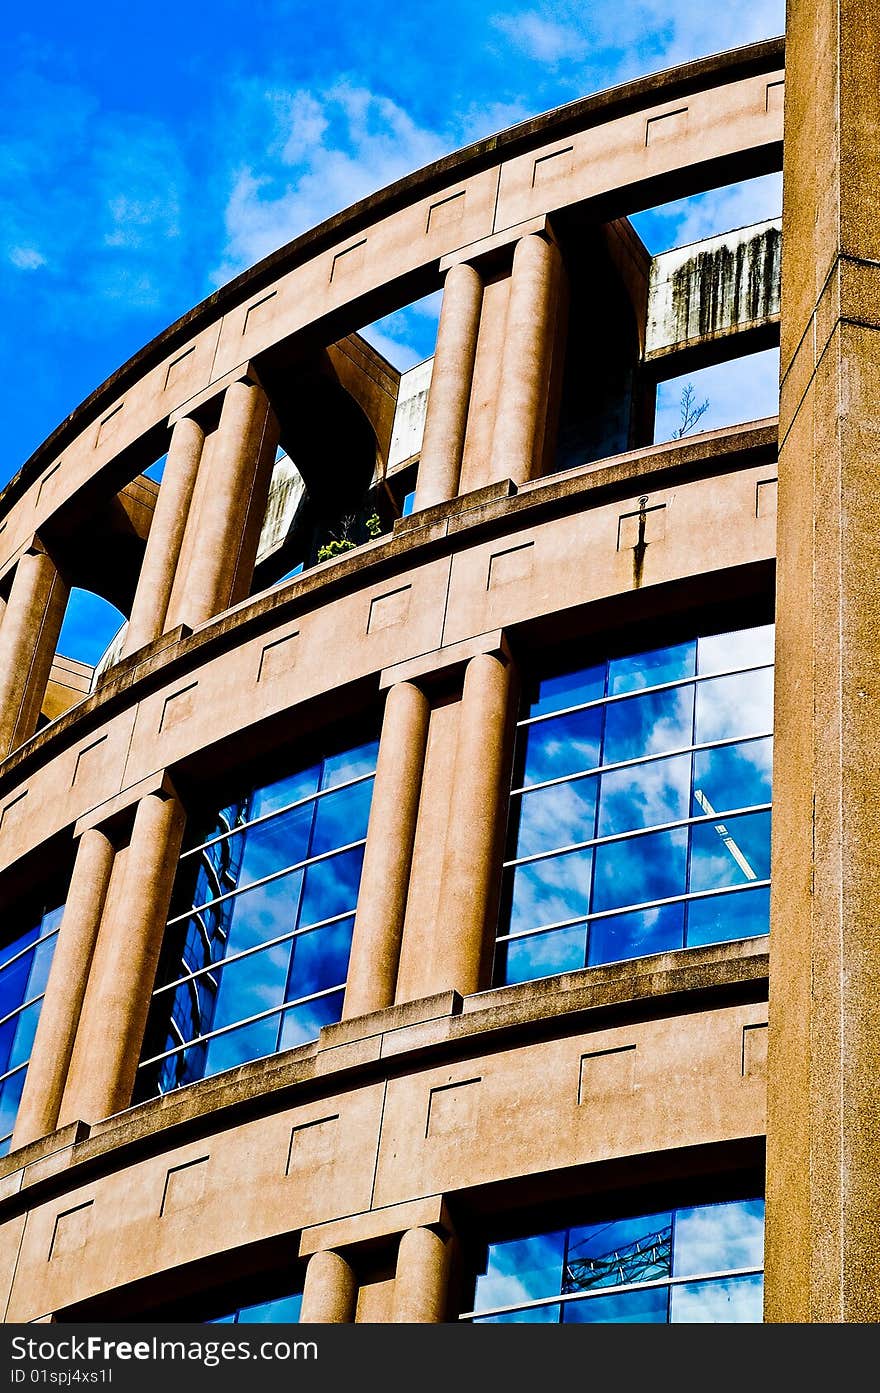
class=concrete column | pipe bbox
[391,1226,451,1323]
[170,378,279,628]
[414,262,483,511]
[12,829,115,1150]
[299,1250,357,1323]
[58,791,186,1125]
[0,547,68,757]
[765,0,880,1322]
[122,416,205,657]
[435,651,513,995]
[488,232,563,486]
[343,681,429,1019]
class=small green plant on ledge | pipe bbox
[317,537,356,562]
[365,512,382,538]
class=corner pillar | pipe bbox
[0,545,68,757]
[299,1250,357,1323]
[391,1225,453,1323]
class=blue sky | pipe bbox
[4,1,784,661]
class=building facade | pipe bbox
[0,3,876,1324]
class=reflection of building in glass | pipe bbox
[0,11,874,1324]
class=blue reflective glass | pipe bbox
[0,924,39,974]
[475,1304,560,1324]
[236,1292,303,1323]
[221,871,303,961]
[529,666,605,719]
[0,1017,17,1077]
[203,1014,281,1077]
[521,708,603,787]
[608,641,695,695]
[692,738,772,817]
[688,812,771,893]
[6,1000,42,1074]
[697,624,774,676]
[237,803,315,886]
[322,741,379,790]
[500,924,587,985]
[565,1212,672,1290]
[602,686,694,765]
[507,850,592,935]
[278,990,344,1051]
[475,1231,566,1311]
[591,827,688,913]
[563,1286,669,1322]
[513,778,598,858]
[673,1199,765,1277]
[210,940,294,1033]
[27,934,58,1000]
[669,1273,763,1323]
[287,919,353,999]
[686,886,770,947]
[251,765,320,821]
[695,669,774,744]
[588,902,685,966]
[298,846,365,928]
[0,1068,26,1143]
[597,753,691,837]
[0,954,32,1029]
[310,780,372,857]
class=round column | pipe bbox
[489,233,563,486]
[436,651,513,995]
[122,415,205,657]
[12,829,116,1150]
[0,547,68,757]
[171,378,278,629]
[391,1226,451,1323]
[414,262,483,512]
[59,791,186,1125]
[299,1250,357,1323]
[343,681,430,1020]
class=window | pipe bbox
[136,738,378,1098]
[465,1197,764,1323]
[0,901,64,1156]
[210,1291,302,1324]
[496,623,773,985]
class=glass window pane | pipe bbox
[0,953,33,1027]
[0,924,40,975]
[0,1016,16,1078]
[608,641,695,695]
[298,847,365,928]
[222,871,303,961]
[7,999,42,1074]
[204,1013,282,1077]
[588,902,685,967]
[507,849,593,936]
[565,1213,672,1291]
[156,1040,207,1095]
[603,686,694,765]
[688,812,771,893]
[512,778,598,858]
[686,886,770,947]
[236,1293,302,1323]
[0,1067,26,1144]
[322,740,378,790]
[251,765,320,821]
[528,665,605,719]
[278,989,344,1051]
[26,932,58,1000]
[475,1231,566,1311]
[210,939,294,1033]
[521,708,603,787]
[563,1286,669,1322]
[475,1304,561,1324]
[592,827,688,914]
[238,803,315,886]
[597,753,691,837]
[670,1273,763,1323]
[499,924,587,986]
[673,1199,765,1277]
[310,779,373,857]
[692,738,772,817]
[697,624,774,676]
[695,669,774,744]
[287,918,353,1000]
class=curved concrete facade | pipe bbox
[0,11,876,1324]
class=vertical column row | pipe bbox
[0,544,69,757]
[300,1223,454,1323]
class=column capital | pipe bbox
[168,360,266,428]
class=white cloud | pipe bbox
[9,246,45,270]
[492,11,587,64]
